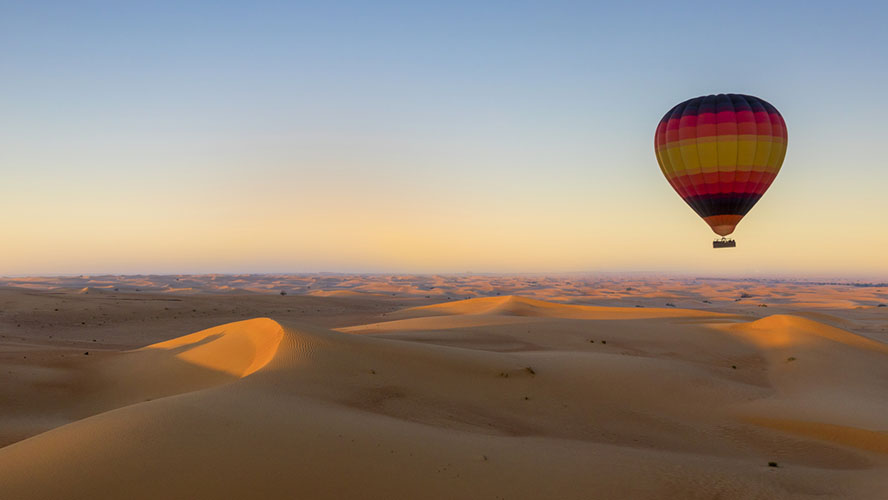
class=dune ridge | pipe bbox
[722,313,888,436]
[730,314,888,354]
[0,318,284,448]
[394,294,733,319]
[140,317,284,377]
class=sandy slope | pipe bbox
[0,296,886,499]
[0,319,283,447]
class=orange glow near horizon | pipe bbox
[3,175,886,278]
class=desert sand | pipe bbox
[0,275,886,499]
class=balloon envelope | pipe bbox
[654,94,787,237]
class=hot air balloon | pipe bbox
[654,94,787,248]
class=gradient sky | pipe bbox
[2,1,886,277]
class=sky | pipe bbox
[1,0,886,278]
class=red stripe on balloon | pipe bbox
[669,172,778,197]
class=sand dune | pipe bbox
[723,314,888,435]
[141,317,283,377]
[1,293,886,499]
[0,319,282,447]
[393,294,733,319]
[730,314,888,354]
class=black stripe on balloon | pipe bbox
[729,94,753,112]
[663,93,771,118]
[681,196,706,218]
[683,194,762,217]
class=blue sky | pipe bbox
[1,1,886,277]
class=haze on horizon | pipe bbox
[2,1,886,278]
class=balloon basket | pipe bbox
[713,238,736,249]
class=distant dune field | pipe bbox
[0,278,886,499]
